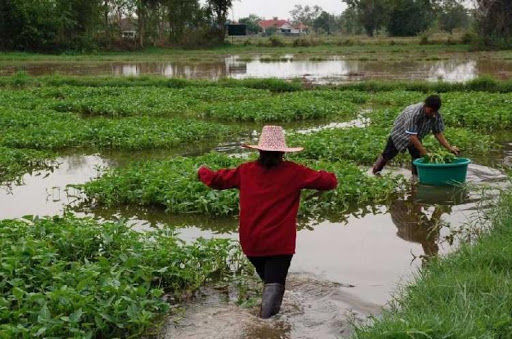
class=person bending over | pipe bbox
[372,95,460,176]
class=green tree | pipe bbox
[165,0,201,43]
[340,7,364,34]
[313,11,338,34]
[438,0,469,33]
[289,4,322,27]
[206,0,233,42]
[342,0,388,37]
[239,14,263,34]
[475,0,512,47]
[0,0,101,51]
[386,0,435,36]
[134,0,154,48]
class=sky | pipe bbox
[229,0,346,20]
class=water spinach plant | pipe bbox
[422,149,456,164]
[77,152,408,221]
[0,215,251,337]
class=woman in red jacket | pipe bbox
[198,125,337,318]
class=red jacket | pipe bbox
[198,161,337,256]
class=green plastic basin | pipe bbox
[413,157,471,186]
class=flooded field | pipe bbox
[1,135,509,337]
[2,55,512,83]
[1,71,511,337]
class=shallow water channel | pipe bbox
[2,54,512,83]
[1,130,510,338]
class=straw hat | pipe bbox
[243,125,303,152]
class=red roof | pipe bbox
[259,19,290,29]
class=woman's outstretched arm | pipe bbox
[198,166,241,190]
[296,164,337,191]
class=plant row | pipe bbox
[77,152,408,221]
[0,108,235,150]
[0,86,365,122]
[289,126,497,166]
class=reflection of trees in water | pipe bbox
[6,57,512,80]
[110,62,248,80]
[72,201,385,234]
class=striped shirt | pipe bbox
[390,103,445,152]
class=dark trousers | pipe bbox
[382,137,422,175]
[247,255,293,285]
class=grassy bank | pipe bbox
[355,188,512,338]
[4,74,512,93]
[0,215,250,337]
[0,43,478,64]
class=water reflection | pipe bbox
[390,198,448,260]
[3,55,512,83]
[0,154,108,219]
[75,205,240,234]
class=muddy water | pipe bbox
[0,154,108,219]
[161,273,376,339]
[0,137,510,338]
[2,55,512,83]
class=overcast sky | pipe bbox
[230,1,346,20]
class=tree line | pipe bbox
[0,0,233,51]
[242,1,469,37]
[0,0,510,51]
[341,0,510,47]
[241,1,510,48]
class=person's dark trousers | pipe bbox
[374,137,422,175]
[247,255,292,318]
[247,255,293,285]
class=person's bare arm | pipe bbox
[409,135,428,156]
[435,133,460,155]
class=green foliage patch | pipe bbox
[202,92,360,122]
[0,108,235,150]
[0,215,248,338]
[77,152,407,220]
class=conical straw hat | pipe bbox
[242,125,303,152]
